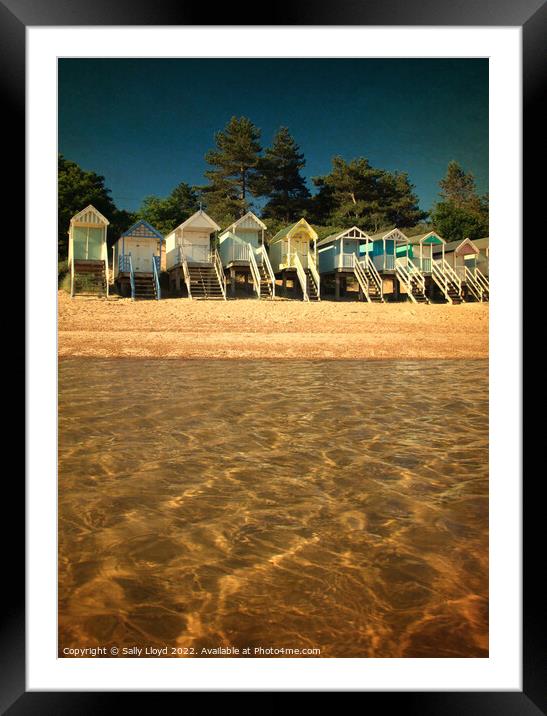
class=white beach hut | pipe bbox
[112,219,163,299]
[165,209,226,300]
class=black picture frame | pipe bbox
[7,0,541,710]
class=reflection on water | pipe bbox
[59,359,488,658]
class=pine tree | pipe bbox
[256,127,310,223]
[311,157,426,231]
[379,172,428,229]
[201,116,262,223]
[439,160,479,209]
[311,157,383,227]
[431,161,489,241]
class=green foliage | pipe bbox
[402,221,433,237]
[430,162,488,241]
[138,182,200,236]
[58,155,135,259]
[58,259,68,278]
[310,157,428,231]
[201,116,262,222]
[256,127,310,223]
[59,272,72,293]
[430,202,488,243]
[58,259,69,290]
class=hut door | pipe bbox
[295,238,308,267]
[132,242,151,273]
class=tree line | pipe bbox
[58,116,488,258]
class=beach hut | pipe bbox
[112,220,163,300]
[364,228,428,303]
[268,218,320,300]
[317,226,383,301]
[474,237,490,277]
[433,237,488,302]
[67,205,109,298]
[165,209,226,300]
[218,212,275,299]
[406,231,463,304]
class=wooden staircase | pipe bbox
[354,255,384,302]
[475,268,489,302]
[257,263,275,298]
[304,268,320,301]
[395,258,429,304]
[445,284,463,304]
[432,260,464,304]
[133,273,158,300]
[72,260,107,297]
[293,251,320,301]
[179,248,226,300]
[462,267,486,302]
[186,264,226,300]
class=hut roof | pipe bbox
[368,227,409,243]
[176,209,221,233]
[70,205,109,226]
[225,211,267,232]
[433,237,480,255]
[270,218,318,244]
[317,226,370,248]
[121,219,163,240]
[407,231,446,246]
[473,237,489,250]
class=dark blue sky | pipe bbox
[58,58,488,213]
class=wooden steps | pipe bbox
[257,264,274,298]
[304,268,320,300]
[431,259,464,304]
[410,289,429,303]
[360,263,383,302]
[187,264,225,299]
[72,260,107,297]
[133,273,158,300]
[395,260,429,304]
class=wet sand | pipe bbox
[58,291,488,360]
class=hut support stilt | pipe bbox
[230,267,236,297]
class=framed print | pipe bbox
[6,0,541,708]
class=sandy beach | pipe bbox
[58,291,488,360]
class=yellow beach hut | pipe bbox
[268,218,320,300]
[67,205,109,298]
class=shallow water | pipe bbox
[58,359,488,658]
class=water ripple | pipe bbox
[59,358,488,658]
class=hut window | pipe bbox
[87,228,104,259]
[73,226,103,260]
